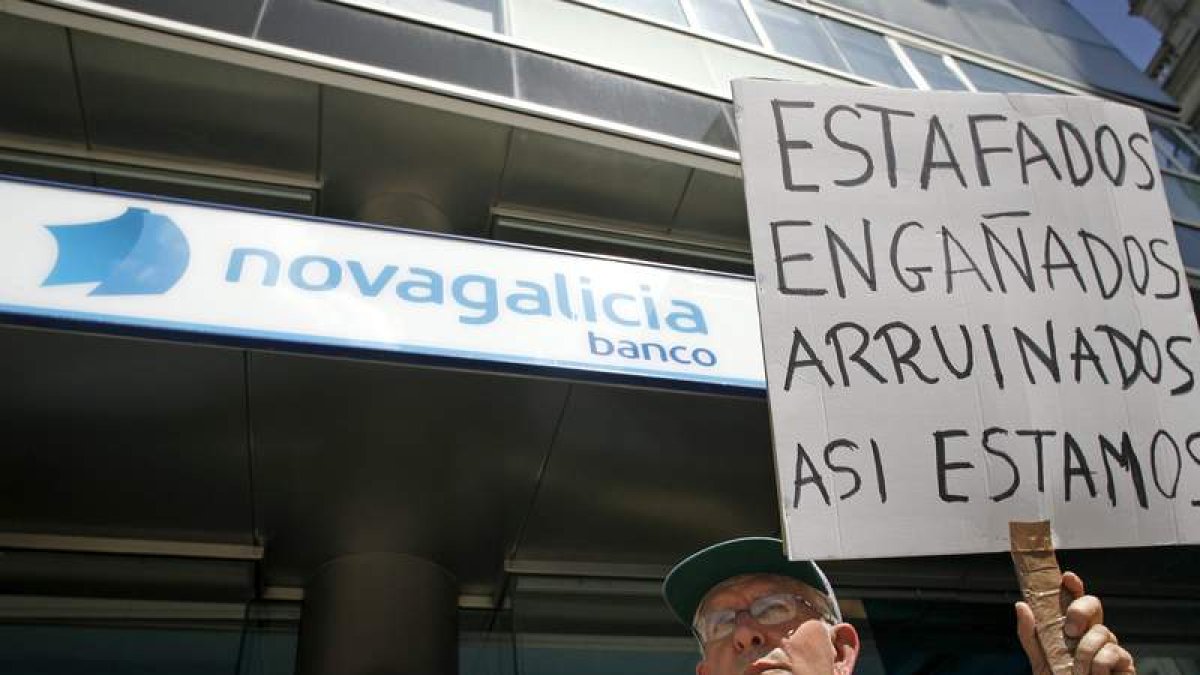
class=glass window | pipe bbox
[822,19,915,88]
[1151,124,1184,171]
[1179,127,1200,154]
[1175,224,1200,271]
[594,0,688,26]
[1151,123,1200,174]
[749,0,847,70]
[687,0,759,43]
[902,45,969,91]
[0,622,298,675]
[954,60,1054,94]
[373,0,504,32]
[1165,173,1200,224]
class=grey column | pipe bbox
[296,552,457,675]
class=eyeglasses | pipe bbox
[693,593,836,645]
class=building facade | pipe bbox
[0,0,1198,673]
[1135,0,1200,129]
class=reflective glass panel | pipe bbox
[903,45,968,91]
[374,0,504,32]
[1180,127,1200,154]
[954,60,1054,94]
[515,52,737,149]
[822,19,915,87]
[1176,224,1200,271]
[688,0,759,43]
[749,0,847,70]
[1165,173,1200,224]
[1151,123,1200,174]
[1151,124,1183,171]
[594,0,688,26]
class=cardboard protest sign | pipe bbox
[733,81,1200,560]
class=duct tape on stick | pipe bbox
[1010,521,1072,675]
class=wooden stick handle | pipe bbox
[1010,521,1073,674]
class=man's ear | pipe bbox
[695,658,710,675]
[830,623,860,675]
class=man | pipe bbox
[663,537,1135,675]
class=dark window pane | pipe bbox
[689,0,759,44]
[749,0,847,70]
[903,45,968,91]
[93,0,264,35]
[822,19,915,87]
[259,0,516,96]
[516,53,736,149]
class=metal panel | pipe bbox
[507,0,717,96]
[0,551,255,602]
[0,326,255,544]
[0,159,94,188]
[501,129,692,229]
[257,0,516,96]
[247,352,569,591]
[670,169,749,245]
[514,52,736,149]
[90,0,267,36]
[95,173,317,215]
[512,383,776,566]
[319,86,509,234]
[0,14,86,149]
[72,31,320,177]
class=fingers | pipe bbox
[1015,601,1049,675]
[1017,573,1135,675]
[1061,572,1102,641]
[1062,571,1085,600]
[1072,623,1115,675]
[1064,594,1104,639]
[1062,573,1129,674]
[1095,643,1135,674]
[1078,637,1135,675]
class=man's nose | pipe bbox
[731,614,766,653]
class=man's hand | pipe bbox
[1015,571,1135,675]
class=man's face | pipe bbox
[694,574,859,675]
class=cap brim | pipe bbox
[662,537,837,628]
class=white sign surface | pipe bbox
[734,81,1200,560]
[0,178,763,390]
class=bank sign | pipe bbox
[0,178,765,389]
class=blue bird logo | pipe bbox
[42,207,190,295]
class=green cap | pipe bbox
[662,537,841,628]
